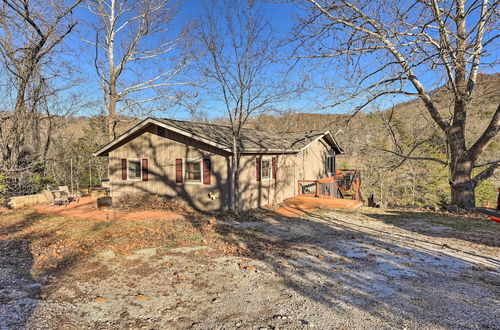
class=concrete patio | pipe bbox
[36,197,181,221]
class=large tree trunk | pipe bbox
[107,91,117,141]
[447,93,477,210]
[107,57,117,141]
[449,157,475,209]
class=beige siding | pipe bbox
[109,124,230,211]
[237,154,295,209]
[237,137,331,209]
[107,125,333,211]
[296,137,331,180]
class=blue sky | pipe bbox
[11,0,498,120]
[68,0,308,120]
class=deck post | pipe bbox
[315,181,319,197]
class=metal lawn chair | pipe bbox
[52,190,69,205]
[58,185,79,203]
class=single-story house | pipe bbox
[94,117,344,211]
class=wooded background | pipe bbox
[0,0,498,208]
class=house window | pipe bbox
[261,158,271,180]
[326,154,335,175]
[185,159,202,182]
[128,159,142,180]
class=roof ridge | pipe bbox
[157,118,328,135]
[158,117,233,128]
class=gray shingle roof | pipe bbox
[94,117,343,156]
[155,118,337,153]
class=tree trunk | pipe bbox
[107,92,117,141]
[231,135,241,214]
[107,69,117,141]
[449,156,475,209]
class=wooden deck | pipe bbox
[297,169,362,201]
[274,195,362,218]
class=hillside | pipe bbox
[14,74,497,207]
[247,73,500,206]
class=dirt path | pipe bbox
[1,208,499,329]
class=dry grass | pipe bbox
[0,207,241,274]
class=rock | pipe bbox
[97,196,112,208]
[445,205,459,213]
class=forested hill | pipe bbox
[248,73,500,207]
[13,74,498,207]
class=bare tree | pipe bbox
[198,0,292,212]
[85,0,192,140]
[293,0,499,209]
[0,0,83,197]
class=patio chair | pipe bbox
[52,190,69,206]
[58,185,80,203]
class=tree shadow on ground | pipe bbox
[0,211,86,329]
[361,209,500,248]
[217,208,500,328]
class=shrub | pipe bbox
[475,179,497,207]
[115,193,195,214]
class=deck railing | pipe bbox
[297,169,362,201]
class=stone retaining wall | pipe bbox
[8,192,52,209]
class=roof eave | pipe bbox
[93,117,233,156]
[93,118,154,156]
[240,148,300,154]
[298,131,344,154]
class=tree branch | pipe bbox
[468,103,500,161]
[472,163,499,186]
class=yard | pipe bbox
[1,205,499,329]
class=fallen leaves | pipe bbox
[238,262,256,271]
[0,209,242,272]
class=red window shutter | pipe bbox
[272,156,277,179]
[175,159,183,183]
[142,158,148,181]
[256,157,261,181]
[203,158,211,185]
[121,159,127,180]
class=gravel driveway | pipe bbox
[1,208,499,329]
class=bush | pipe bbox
[115,193,195,214]
[475,179,497,207]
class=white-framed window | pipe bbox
[185,159,203,183]
[128,158,142,180]
[261,157,272,180]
